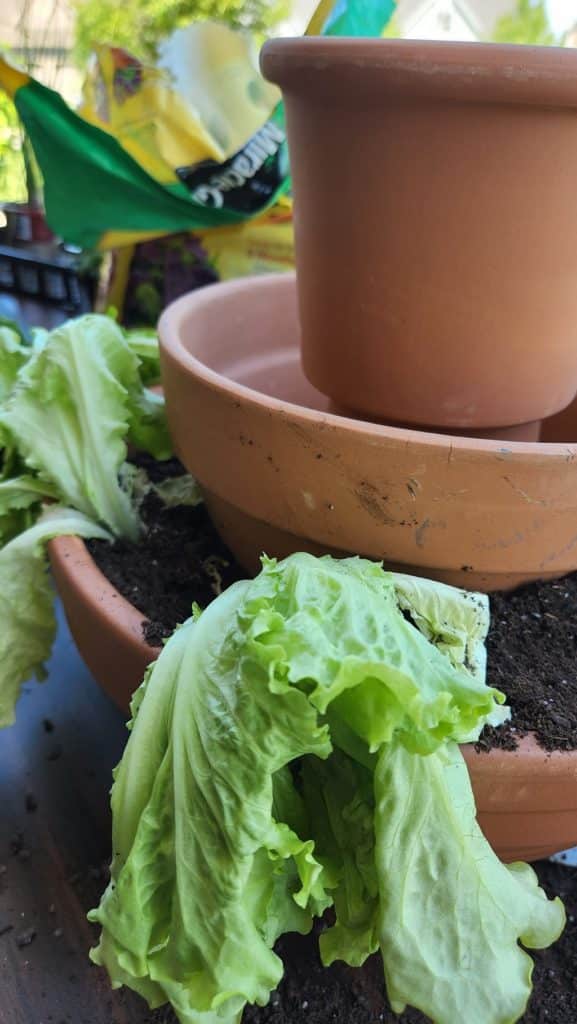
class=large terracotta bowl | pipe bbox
[158,273,577,592]
[49,533,577,863]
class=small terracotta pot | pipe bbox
[260,39,577,432]
[48,535,156,713]
[158,273,577,592]
[49,534,577,862]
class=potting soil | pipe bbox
[89,460,577,755]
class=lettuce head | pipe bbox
[90,553,565,1024]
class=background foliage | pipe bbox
[73,0,289,63]
[490,0,559,45]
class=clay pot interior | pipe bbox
[260,38,577,435]
[159,273,577,592]
[48,531,577,864]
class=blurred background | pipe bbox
[0,0,575,331]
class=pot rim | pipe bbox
[48,534,159,656]
[50,533,577,786]
[260,37,577,109]
[158,273,577,464]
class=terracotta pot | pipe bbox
[48,535,155,713]
[49,533,577,862]
[260,39,577,433]
[158,273,577,592]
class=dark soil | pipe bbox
[89,464,577,754]
[87,458,244,647]
[136,860,576,1024]
[480,575,577,752]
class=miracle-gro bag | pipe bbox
[0,0,396,252]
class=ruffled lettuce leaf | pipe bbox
[0,505,110,728]
[242,554,506,756]
[90,553,563,1024]
[0,314,172,540]
[392,572,489,681]
[375,739,565,1024]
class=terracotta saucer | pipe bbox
[49,534,577,863]
[158,273,577,593]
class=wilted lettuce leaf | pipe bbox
[0,314,176,731]
[152,474,203,508]
[90,583,333,1022]
[90,554,564,1024]
[375,739,565,1023]
[302,750,379,967]
[0,314,172,540]
[392,572,489,680]
[392,572,511,741]
[0,505,110,728]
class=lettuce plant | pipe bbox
[90,553,565,1024]
[0,314,173,727]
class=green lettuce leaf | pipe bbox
[242,554,506,756]
[0,316,27,344]
[89,582,333,1021]
[392,573,511,740]
[125,329,162,387]
[127,386,172,461]
[90,553,563,1024]
[0,505,110,728]
[0,314,171,540]
[302,750,379,968]
[0,325,30,403]
[375,739,565,1024]
[0,475,57,545]
[392,572,489,681]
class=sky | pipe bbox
[546,0,576,33]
